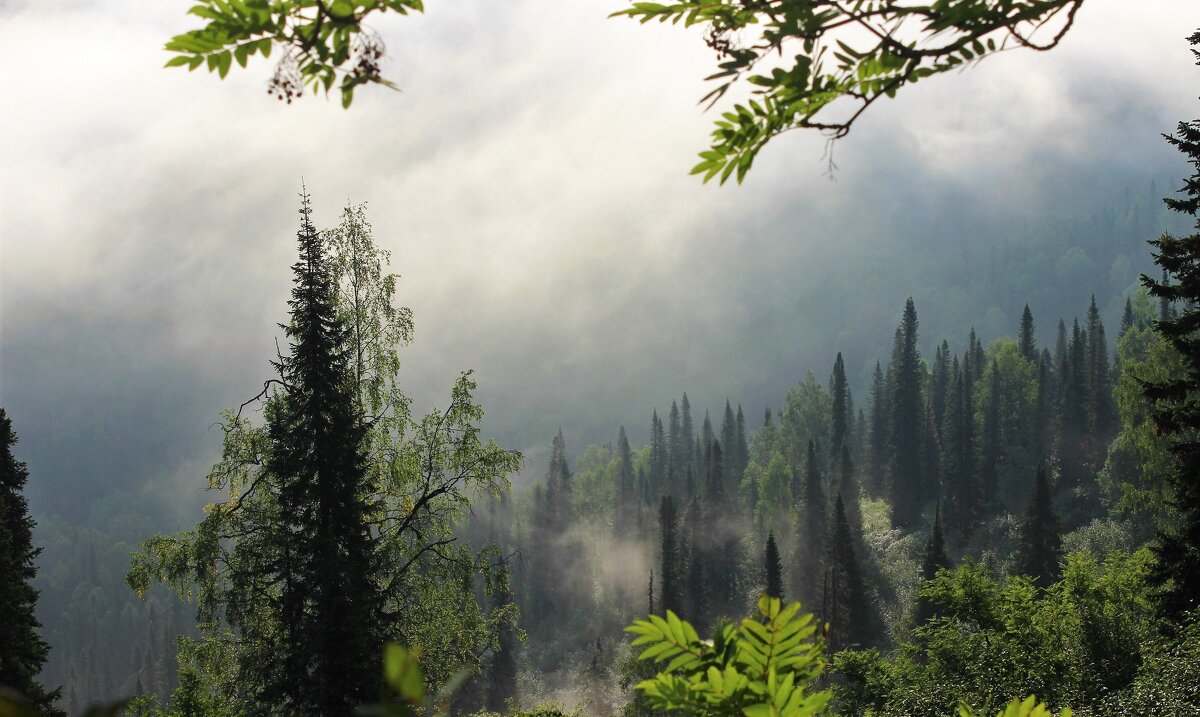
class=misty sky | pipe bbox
[2,0,1198,520]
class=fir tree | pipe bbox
[889,298,926,529]
[721,401,741,488]
[1054,318,1069,384]
[1033,355,1053,465]
[668,401,683,471]
[701,411,714,454]
[649,411,668,499]
[1018,467,1063,589]
[793,441,826,611]
[614,426,635,534]
[265,190,382,714]
[1085,295,1115,469]
[942,357,979,539]
[1019,304,1037,363]
[837,444,864,555]
[930,341,950,438]
[1142,37,1200,618]
[683,496,710,629]
[968,326,985,381]
[680,393,695,471]
[867,361,889,496]
[830,353,850,457]
[1058,319,1089,490]
[657,496,681,614]
[979,359,1003,507]
[485,567,518,713]
[1120,296,1136,337]
[825,493,870,652]
[0,409,62,715]
[735,404,749,485]
[915,504,950,626]
[764,532,784,601]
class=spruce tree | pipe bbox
[968,327,985,381]
[930,341,950,438]
[658,495,681,614]
[485,567,518,713]
[1019,304,1037,363]
[1085,295,1115,469]
[701,411,714,454]
[1142,35,1200,618]
[0,409,62,715]
[735,404,749,484]
[1058,319,1089,490]
[1054,319,1069,376]
[680,393,695,471]
[650,411,668,498]
[1033,355,1053,465]
[1120,296,1136,337]
[979,359,1002,507]
[837,445,864,554]
[793,441,826,611]
[867,361,889,495]
[1017,467,1063,589]
[721,401,741,487]
[614,425,635,535]
[915,504,950,626]
[264,190,382,714]
[683,496,710,629]
[825,493,870,652]
[942,357,979,539]
[764,532,784,601]
[830,353,850,457]
[889,298,925,529]
[668,401,683,470]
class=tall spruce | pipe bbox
[1120,296,1136,337]
[867,361,889,495]
[265,190,382,713]
[1142,35,1200,618]
[701,410,714,453]
[830,353,850,457]
[764,532,784,601]
[0,409,62,715]
[942,356,979,539]
[734,404,749,485]
[1017,467,1063,589]
[720,401,742,488]
[930,341,950,437]
[657,495,681,614]
[1019,304,1037,363]
[968,327,985,381]
[889,298,925,529]
[485,566,518,713]
[668,401,683,471]
[614,426,635,534]
[825,493,871,652]
[649,411,668,498]
[680,393,695,471]
[979,359,1003,507]
[915,504,950,626]
[793,440,826,610]
[683,496,710,629]
[1085,295,1115,470]
[837,444,864,555]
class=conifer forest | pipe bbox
[7,2,1200,717]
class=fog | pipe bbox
[1,0,1197,520]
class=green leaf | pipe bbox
[383,644,425,703]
